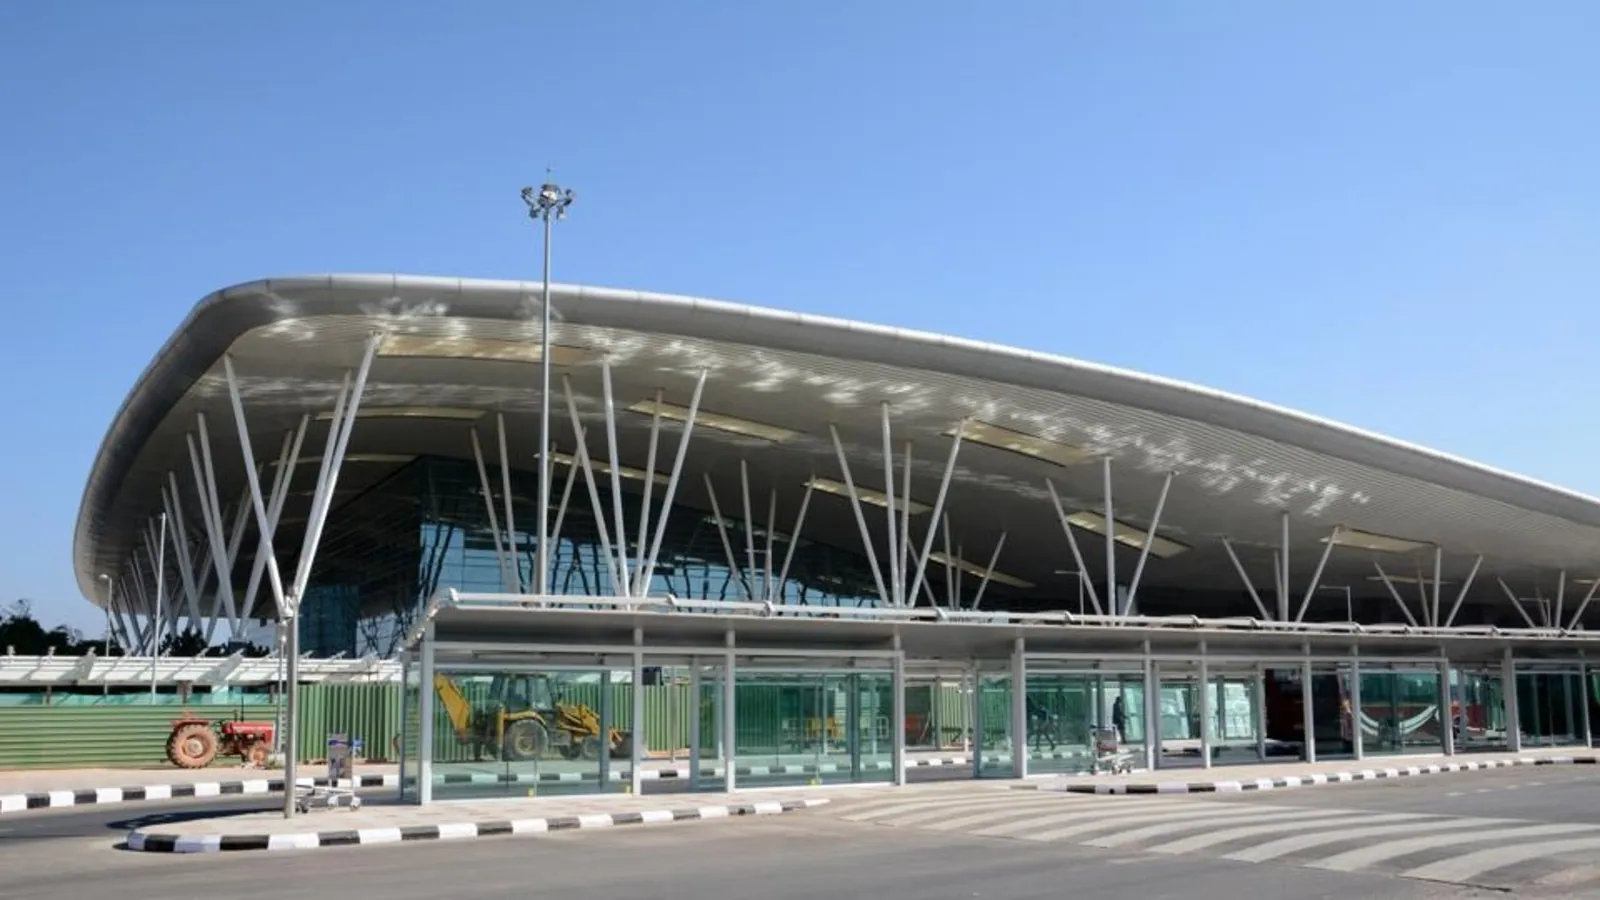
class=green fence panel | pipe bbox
[0,703,279,769]
[296,683,403,762]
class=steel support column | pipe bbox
[1433,547,1445,628]
[893,635,908,786]
[905,422,964,611]
[1010,636,1027,778]
[1301,647,1317,763]
[418,621,435,804]
[495,413,522,592]
[1142,642,1159,771]
[970,532,1008,610]
[704,474,752,600]
[1198,641,1212,770]
[563,377,622,590]
[631,628,645,796]
[1222,539,1272,620]
[1497,578,1540,630]
[1580,660,1593,749]
[1102,457,1117,617]
[1567,577,1600,631]
[880,404,901,606]
[1294,528,1339,623]
[1375,563,1420,626]
[1279,512,1291,622]
[599,361,631,594]
[638,370,708,592]
[826,423,890,606]
[1350,650,1364,761]
[469,428,515,592]
[1503,649,1521,753]
[722,631,737,792]
[1439,650,1455,757]
[633,389,664,594]
[688,661,703,791]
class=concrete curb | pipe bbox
[0,753,1037,815]
[1015,754,1600,795]
[124,797,830,853]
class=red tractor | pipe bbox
[166,716,277,769]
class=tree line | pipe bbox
[1,599,271,657]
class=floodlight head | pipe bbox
[521,182,575,220]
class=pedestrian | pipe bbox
[1111,695,1126,744]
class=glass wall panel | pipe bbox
[690,663,727,792]
[976,674,1014,777]
[1356,668,1442,756]
[1210,674,1262,765]
[1024,672,1093,772]
[1517,669,1586,747]
[732,668,894,788]
[1156,668,1202,767]
[1454,667,1509,753]
[429,667,628,800]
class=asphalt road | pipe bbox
[0,804,1494,900]
[1201,763,1600,822]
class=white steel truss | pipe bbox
[468,426,516,593]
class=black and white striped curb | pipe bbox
[125,797,830,853]
[1,753,1046,814]
[1016,754,1600,795]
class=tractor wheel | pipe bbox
[502,721,547,762]
[167,723,219,769]
[578,734,601,761]
[244,740,269,768]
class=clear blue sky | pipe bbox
[4,2,1599,634]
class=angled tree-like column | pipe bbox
[237,421,309,628]
[762,488,778,602]
[1124,471,1175,617]
[223,356,298,623]
[562,374,622,592]
[773,480,814,600]
[638,369,708,595]
[880,404,902,606]
[188,420,241,634]
[1497,577,1541,629]
[739,460,759,601]
[160,480,204,632]
[599,361,631,594]
[495,413,523,592]
[942,512,956,607]
[969,531,1009,610]
[1293,526,1340,623]
[1555,569,1567,631]
[1220,538,1272,620]
[703,473,752,600]
[1566,573,1600,631]
[1443,554,1484,628]
[1278,512,1291,622]
[1373,562,1420,626]
[1101,458,1117,616]
[827,423,891,607]
[1432,547,1445,627]
[548,439,579,564]
[903,422,964,611]
[469,427,516,592]
[898,440,913,607]
[1045,478,1103,615]
[631,389,664,594]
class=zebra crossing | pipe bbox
[827,790,1600,889]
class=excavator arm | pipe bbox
[433,673,476,743]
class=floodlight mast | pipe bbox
[521,181,575,596]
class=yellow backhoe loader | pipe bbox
[433,672,632,761]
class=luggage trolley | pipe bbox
[295,733,364,813]
[1092,725,1133,775]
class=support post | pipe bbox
[1046,479,1103,614]
[187,425,241,633]
[639,369,708,592]
[773,481,814,598]
[1555,569,1568,633]
[1580,661,1592,749]
[418,621,435,804]
[222,358,296,622]
[893,635,908,786]
[827,423,890,606]
[1010,636,1027,778]
[899,440,913,609]
[1567,577,1600,631]
[905,424,964,610]
[1444,555,1484,628]
[1350,650,1364,761]
[1439,649,1455,757]
[688,661,703,791]
[1503,649,1521,753]
[1142,642,1159,771]
[631,628,645,796]
[739,460,759,601]
[237,425,306,625]
[1301,647,1317,763]
[722,632,737,792]
[1198,641,1211,770]
[1221,539,1272,620]
[1124,471,1174,616]
[762,490,778,602]
[1102,457,1117,617]
[1254,664,1267,761]
[1294,527,1339,622]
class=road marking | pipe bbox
[1144,811,1428,854]
[1402,835,1600,883]
[1022,804,1252,842]
[1084,807,1352,848]
[968,801,1199,838]
[1224,817,1495,863]
[1310,822,1599,873]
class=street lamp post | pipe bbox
[521,180,575,597]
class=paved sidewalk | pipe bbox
[126,789,851,853]
[1020,746,1599,794]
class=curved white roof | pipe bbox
[74,274,1600,619]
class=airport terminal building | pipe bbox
[75,274,1600,799]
